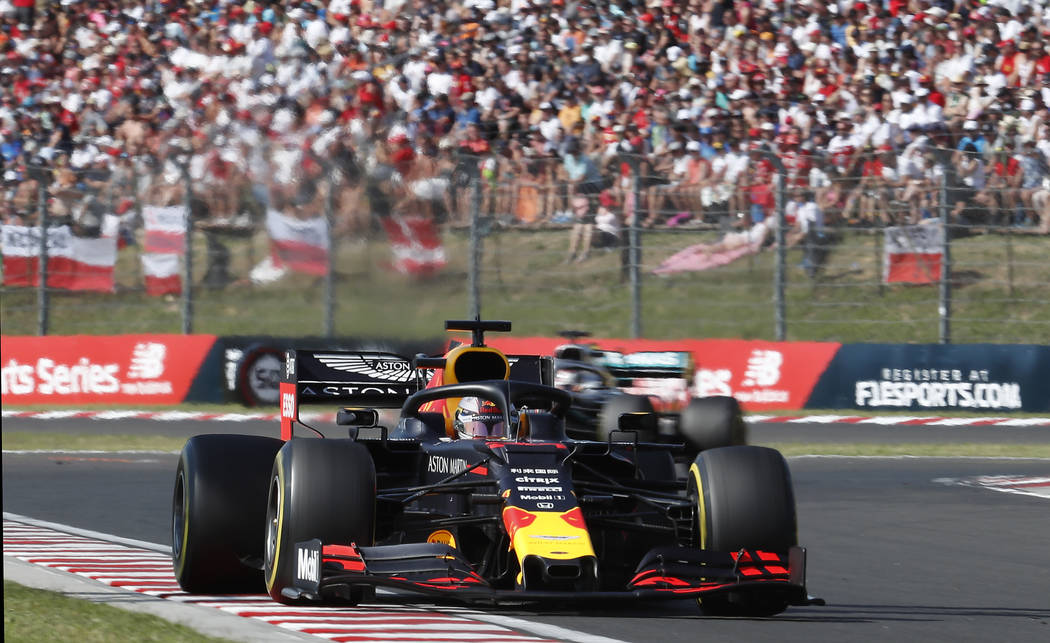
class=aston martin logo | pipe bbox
[315,354,415,383]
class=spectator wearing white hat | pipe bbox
[914,87,943,128]
[1015,98,1041,139]
[958,120,988,156]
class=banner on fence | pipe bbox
[805,343,1050,412]
[486,336,839,411]
[141,205,187,296]
[266,209,329,276]
[884,222,943,284]
[0,334,217,404]
[1,224,117,292]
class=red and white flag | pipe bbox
[884,222,943,284]
[141,205,187,296]
[141,253,182,296]
[1,224,117,292]
[381,215,447,276]
[266,209,329,275]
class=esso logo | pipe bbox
[281,392,295,419]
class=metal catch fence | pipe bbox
[2,147,1048,344]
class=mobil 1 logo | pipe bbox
[294,539,322,594]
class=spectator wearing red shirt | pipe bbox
[746,143,776,224]
[982,147,1024,225]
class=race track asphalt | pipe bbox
[4,417,1050,643]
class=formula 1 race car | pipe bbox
[552,332,746,455]
[172,320,821,615]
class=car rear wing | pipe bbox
[280,349,423,439]
[598,351,694,384]
[279,348,555,439]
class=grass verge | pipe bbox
[3,431,1047,458]
[762,442,1050,458]
[2,432,187,452]
[3,581,232,643]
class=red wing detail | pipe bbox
[323,545,362,557]
[632,575,692,587]
[322,544,366,572]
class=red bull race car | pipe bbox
[172,320,821,615]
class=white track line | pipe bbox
[3,513,626,643]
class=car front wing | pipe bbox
[284,540,823,607]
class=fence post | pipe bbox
[36,183,49,336]
[1006,225,1014,297]
[630,167,641,339]
[773,173,786,341]
[323,170,335,337]
[180,163,194,335]
[468,176,482,318]
[875,221,884,297]
[938,174,951,344]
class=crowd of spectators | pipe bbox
[1,0,1049,263]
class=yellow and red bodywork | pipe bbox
[501,505,596,569]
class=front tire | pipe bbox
[172,434,284,593]
[264,438,376,603]
[689,446,797,616]
[678,395,747,455]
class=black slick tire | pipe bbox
[172,434,284,593]
[688,445,797,616]
[677,395,747,455]
[264,438,376,603]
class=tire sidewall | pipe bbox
[172,434,284,593]
[689,445,797,553]
[689,445,797,616]
[265,439,377,602]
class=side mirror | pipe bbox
[337,408,379,427]
[617,411,658,436]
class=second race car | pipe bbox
[552,331,747,455]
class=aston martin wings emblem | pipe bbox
[315,353,415,383]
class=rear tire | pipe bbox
[689,446,797,616]
[172,434,284,593]
[264,439,376,603]
[678,395,747,455]
[597,394,656,441]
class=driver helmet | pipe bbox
[454,397,509,439]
